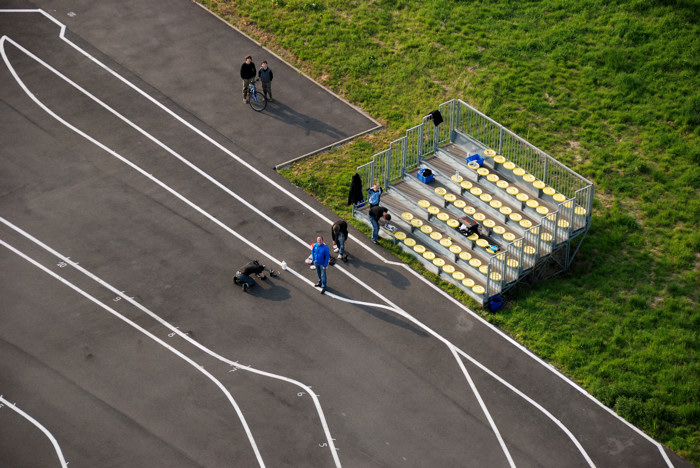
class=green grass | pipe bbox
[200,0,699,463]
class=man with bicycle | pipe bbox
[240,55,256,103]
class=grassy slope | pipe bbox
[200,0,699,462]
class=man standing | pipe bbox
[331,219,349,263]
[240,55,256,103]
[366,183,383,208]
[258,60,273,102]
[312,236,330,294]
[233,259,266,292]
[368,206,390,244]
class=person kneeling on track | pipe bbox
[233,260,266,292]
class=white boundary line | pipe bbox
[0,8,676,467]
[0,395,69,468]
[0,238,266,467]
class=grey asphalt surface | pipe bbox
[0,2,694,468]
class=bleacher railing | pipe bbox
[356,99,593,300]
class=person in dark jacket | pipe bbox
[240,55,256,103]
[233,259,266,292]
[368,206,390,244]
[331,219,349,263]
[258,60,273,102]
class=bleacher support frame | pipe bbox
[354,99,594,305]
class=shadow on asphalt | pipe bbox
[264,99,346,139]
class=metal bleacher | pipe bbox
[353,99,594,306]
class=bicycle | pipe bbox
[247,79,267,112]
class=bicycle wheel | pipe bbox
[249,91,267,111]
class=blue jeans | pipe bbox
[336,232,347,256]
[314,263,327,289]
[235,273,255,288]
[370,217,379,242]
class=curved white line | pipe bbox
[0,395,69,468]
[449,347,515,468]
[0,34,585,466]
[0,239,266,468]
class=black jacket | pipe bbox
[240,62,256,80]
[348,173,364,205]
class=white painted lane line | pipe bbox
[0,238,266,468]
[450,347,515,468]
[0,216,340,468]
[1,35,587,466]
[0,395,69,468]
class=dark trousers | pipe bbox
[261,81,272,100]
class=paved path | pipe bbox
[0,3,693,468]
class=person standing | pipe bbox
[368,205,390,244]
[366,183,383,208]
[258,60,273,102]
[312,236,330,294]
[240,55,256,103]
[331,219,349,263]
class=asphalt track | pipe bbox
[0,2,694,468]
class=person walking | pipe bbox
[258,60,273,102]
[240,55,256,103]
[366,183,383,208]
[331,219,349,263]
[369,205,390,244]
[233,259,266,292]
[312,236,330,294]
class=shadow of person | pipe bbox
[264,99,346,139]
[245,277,292,301]
[341,255,411,290]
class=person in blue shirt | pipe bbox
[312,236,330,294]
[366,183,383,208]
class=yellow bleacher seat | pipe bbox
[418,199,430,208]
[462,278,475,287]
[423,251,435,260]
